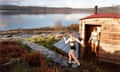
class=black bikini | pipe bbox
[70,41,76,50]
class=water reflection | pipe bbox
[0,14,23,30]
[0,13,91,31]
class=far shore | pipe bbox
[0,10,92,14]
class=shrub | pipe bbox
[25,51,42,67]
[0,41,28,64]
[13,61,29,72]
[0,41,62,72]
[27,34,61,50]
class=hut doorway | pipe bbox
[84,24,101,59]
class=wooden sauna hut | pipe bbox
[79,13,120,64]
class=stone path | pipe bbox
[22,40,71,67]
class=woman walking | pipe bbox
[63,32,84,67]
[89,28,99,54]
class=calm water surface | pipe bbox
[0,13,91,31]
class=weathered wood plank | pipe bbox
[102,24,120,32]
[102,34,120,40]
[101,39,120,45]
[101,32,120,45]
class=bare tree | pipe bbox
[54,20,63,31]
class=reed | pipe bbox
[0,41,62,72]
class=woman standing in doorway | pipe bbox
[89,28,99,54]
[63,32,84,67]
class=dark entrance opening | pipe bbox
[84,24,101,61]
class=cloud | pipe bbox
[0,0,23,5]
[38,0,97,8]
[0,0,120,8]
[65,0,95,8]
[0,0,22,2]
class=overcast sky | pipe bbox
[0,0,120,8]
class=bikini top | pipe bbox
[69,39,76,43]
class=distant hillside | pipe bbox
[0,5,93,14]
[98,5,120,14]
[0,5,119,14]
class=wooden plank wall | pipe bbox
[101,18,120,46]
[99,18,120,64]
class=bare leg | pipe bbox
[71,50,80,65]
[91,42,95,52]
[68,51,72,63]
[94,41,98,54]
[94,45,97,53]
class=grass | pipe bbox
[17,39,32,53]
[13,61,29,72]
[19,43,32,53]
[27,34,61,50]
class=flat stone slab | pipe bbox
[22,40,69,66]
